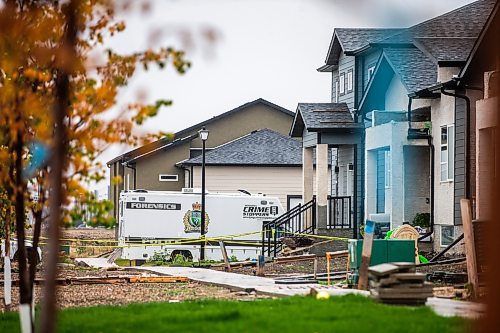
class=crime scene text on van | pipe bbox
[126,202,181,210]
[242,205,279,218]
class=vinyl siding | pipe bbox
[454,96,466,225]
[190,166,331,210]
[337,53,355,111]
[303,129,318,148]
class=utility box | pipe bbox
[348,239,415,271]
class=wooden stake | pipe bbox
[460,199,479,299]
[358,220,375,290]
[218,241,231,272]
[326,253,331,286]
[257,255,265,277]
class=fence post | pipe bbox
[273,227,277,258]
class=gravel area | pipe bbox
[1,280,267,311]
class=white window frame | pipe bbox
[367,65,376,79]
[346,69,353,93]
[384,150,391,188]
[335,80,339,103]
[159,174,178,182]
[339,73,345,96]
[440,225,455,247]
[440,125,454,182]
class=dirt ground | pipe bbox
[1,228,468,311]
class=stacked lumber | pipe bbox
[368,262,433,305]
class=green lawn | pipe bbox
[0,295,469,333]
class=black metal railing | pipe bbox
[327,196,352,228]
[261,197,316,258]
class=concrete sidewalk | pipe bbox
[131,266,368,297]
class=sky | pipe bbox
[94,0,474,196]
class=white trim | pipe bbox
[339,73,345,95]
[335,80,339,103]
[384,150,391,188]
[440,125,454,182]
[368,65,376,79]
[346,70,353,93]
[159,174,179,182]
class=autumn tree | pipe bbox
[0,0,190,331]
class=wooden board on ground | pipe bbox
[128,276,189,283]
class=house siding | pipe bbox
[109,102,294,223]
[190,166,331,210]
[336,53,355,111]
[454,95,466,225]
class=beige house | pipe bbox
[107,99,294,219]
[178,129,331,210]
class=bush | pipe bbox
[412,213,430,228]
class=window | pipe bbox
[440,125,454,181]
[384,150,391,188]
[159,174,178,182]
[440,225,455,247]
[339,72,345,96]
[346,69,353,93]
[367,65,376,79]
[335,80,339,103]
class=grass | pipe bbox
[0,295,469,333]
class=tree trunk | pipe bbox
[40,2,78,332]
[14,126,33,333]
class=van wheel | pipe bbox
[13,248,40,266]
[170,250,193,262]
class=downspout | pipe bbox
[123,162,137,190]
[440,87,470,199]
[407,97,413,129]
[190,165,194,188]
[184,166,191,188]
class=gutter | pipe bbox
[123,162,137,190]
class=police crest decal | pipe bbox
[183,202,210,233]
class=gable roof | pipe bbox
[383,48,437,93]
[358,47,437,112]
[320,28,402,71]
[290,103,363,137]
[107,98,294,165]
[459,0,500,77]
[373,0,496,45]
[178,129,302,167]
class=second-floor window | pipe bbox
[335,80,339,103]
[440,125,454,182]
[347,69,353,93]
[368,65,376,80]
[339,73,345,96]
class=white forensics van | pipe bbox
[118,189,283,262]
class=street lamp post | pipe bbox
[198,127,209,261]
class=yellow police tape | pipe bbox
[26,230,265,244]
[19,229,351,249]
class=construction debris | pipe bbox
[369,262,433,305]
[427,271,467,285]
[1,275,189,286]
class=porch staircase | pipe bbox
[261,198,316,258]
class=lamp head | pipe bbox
[199,127,209,141]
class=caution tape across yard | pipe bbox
[17,229,352,249]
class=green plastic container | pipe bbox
[348,239,415,270]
